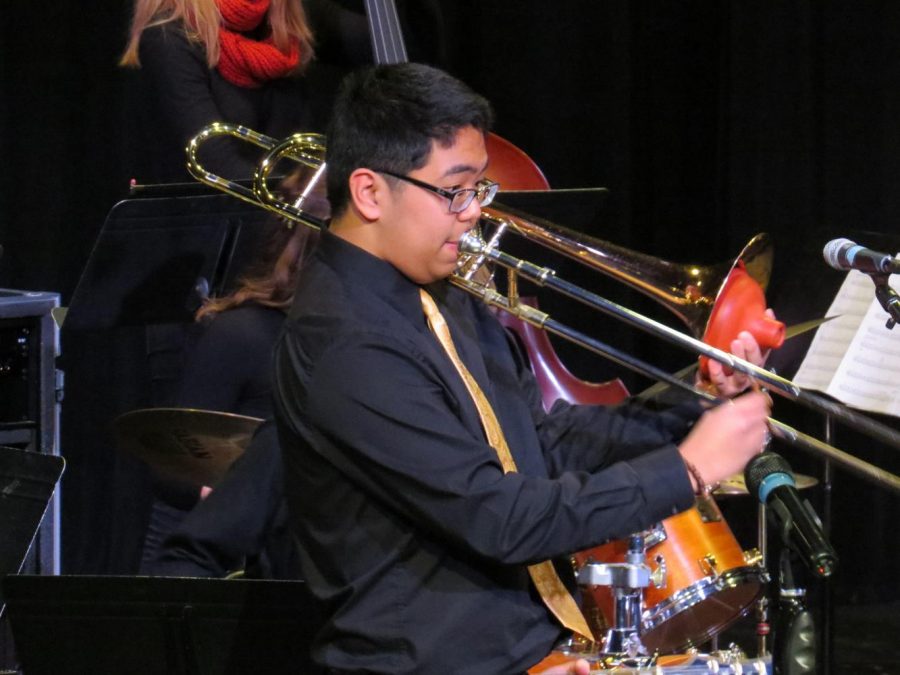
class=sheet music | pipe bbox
[794,268,900,416]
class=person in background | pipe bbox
[120,0,443,184]
[140,170,319,574]
[149,419,297,579]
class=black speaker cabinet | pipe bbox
[0,289,62,671]
[0,289,61,575]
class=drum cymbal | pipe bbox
[113,408,263,488]
[714,471,818,497]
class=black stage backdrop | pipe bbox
[1,1,898,608]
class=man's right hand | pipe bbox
[678,390,771,489]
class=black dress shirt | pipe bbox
[273,231,699,674]
[177,304,286,419]
[152,420,299,580]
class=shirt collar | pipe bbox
[317,229,445,330]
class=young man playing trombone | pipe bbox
[272,62,773,674]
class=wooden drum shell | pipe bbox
[573,499,764,653]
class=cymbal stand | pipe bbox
[756,496,771,658]
[575,534,659,667]
[820,415,835,675]
[751,429,776,659]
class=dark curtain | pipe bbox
[0,3,135,300]
[434,0,900,606]
[2,0,898,605]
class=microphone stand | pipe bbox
[820,416,835,675]
[773,549,816,674]
[871,274,900,329]
[756,496,770,659]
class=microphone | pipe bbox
[823,238,900,275]
[744,452,838,578]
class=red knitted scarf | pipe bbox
[216,0,300,88]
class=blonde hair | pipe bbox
[120,0,314,70]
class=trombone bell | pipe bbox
[699,234,785,374]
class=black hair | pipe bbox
[325,62,494,217]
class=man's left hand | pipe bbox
[699,309,776,398]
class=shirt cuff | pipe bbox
[628,444,696,521]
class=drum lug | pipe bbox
[572,554,594,573]
[698,553,719,578]
[651,554,667,590]
[642,522,668,549]
[743,547,763,566]
[694,494,722,523]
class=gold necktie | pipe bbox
[420,289,592,639]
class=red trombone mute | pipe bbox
[700,262,785,377]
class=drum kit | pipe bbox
[116,406,817,672]
[557,468,819,671]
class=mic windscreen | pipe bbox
[822,238,853,270]
[744,451,793,497]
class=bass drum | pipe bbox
[573,497,765,653]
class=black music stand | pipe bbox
[0,447,64,618]
[60,189,284,576]
[2,575,325,675]
[65,190,277,331]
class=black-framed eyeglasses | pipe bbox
[376,170,499,214]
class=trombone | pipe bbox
[186,123,900,494]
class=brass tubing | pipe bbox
[458,233,900,457]
[186,123,900,493]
